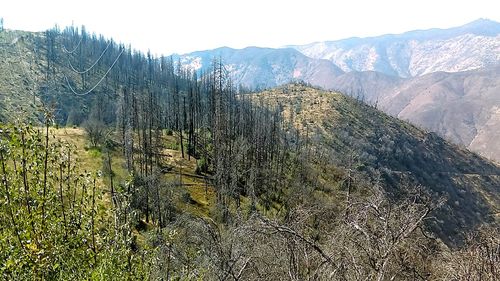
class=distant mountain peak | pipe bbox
[458,18,500,36]
[175,47,344,89]
[464,18,500,27]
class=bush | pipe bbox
[195,157,209,175]
[181,192,196,204]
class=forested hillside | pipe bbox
[0,26,499,280]
[253,84,500,243]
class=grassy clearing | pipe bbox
[48,127,115,216]
[50,127,218,219]
[161,134,216,218]
[51,127,103,173]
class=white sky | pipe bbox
[2,0,500,55]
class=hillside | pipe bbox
[253,84,500,244]
[332,67,500,163]
[171,20,500,165]
[2,24,499,166]
[0,26,173,126]
[290,19,500,77]
[0,30,45,120]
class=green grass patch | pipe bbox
[87,147,102,158]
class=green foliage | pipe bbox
[164,140,180,150]
[0,123,146,279]
[0,124,91,278]
[87,146,102,158]
[195,157,208,175]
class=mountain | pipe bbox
[3,22,499,165]
[287,19,500,163]
[0,27,149,125]
[1,25,499,279]
[256,84,500,244]
[175,46,344,89]
[290,19,500,78]
[332,67,500,163]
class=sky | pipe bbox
[2,0,500,55]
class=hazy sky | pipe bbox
[2,0,499,55]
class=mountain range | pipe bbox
[175,47,343,90]
[289,18,500,77]
[176,19,500,162]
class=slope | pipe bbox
[170,20,500,165]
[332,67,500,163]
[254,83,500,245]
[0,30,45,121]
[0,26,164,126]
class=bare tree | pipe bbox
[334,185,445,280]
[440,226,500,280]
[83,118,107,147]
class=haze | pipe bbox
[2,0,500,55]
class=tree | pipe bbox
[243,183,444,280]
[332,185,444,280]
[83,118,107,147]
[440,226,500,280]
[0,124,97,278]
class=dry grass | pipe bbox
[253,84,342,135]
[50,127,103,173]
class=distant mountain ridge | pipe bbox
[177,19,500,84]
[175,46,343,89]
[289,18,500,77]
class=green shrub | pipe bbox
[181,192,196,204]
[196,157,208,174]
